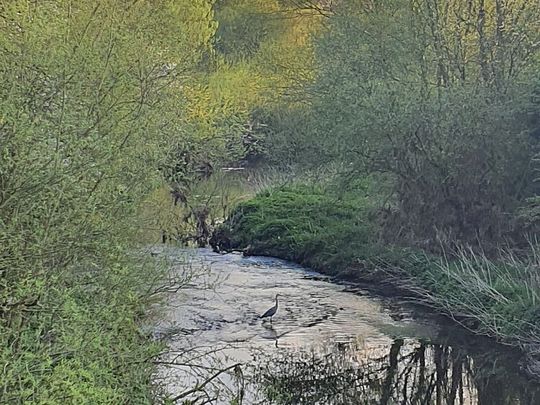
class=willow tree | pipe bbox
[203,0,325,167]
[0,0,217,402]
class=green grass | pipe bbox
[223,185,381,272]
[216,186,540,352]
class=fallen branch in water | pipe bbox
[169,362,241,403]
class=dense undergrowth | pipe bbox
[214,186,540,371]
[1,249,165,403]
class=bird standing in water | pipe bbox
[260,294,280,323]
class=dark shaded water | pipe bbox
[152,248,540,404]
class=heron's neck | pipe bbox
[275,296,279,306]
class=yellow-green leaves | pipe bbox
[0,1,219,402]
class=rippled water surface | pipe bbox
[152,248,540,404]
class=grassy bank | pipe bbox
[214,186,540,372]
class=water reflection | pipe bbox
[254,338,539,404]
[153,248,540,404]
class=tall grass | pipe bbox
[424,247,540,344]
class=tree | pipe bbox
[311,0,540,249]
[0,0,218,401]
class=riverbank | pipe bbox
[211,186,540,378]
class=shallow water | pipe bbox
[153,248,540,404]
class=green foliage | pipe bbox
[138,171,253,245]
[310,0,540,248]
[198,0,323,169]
[0,0,217,402]
[215,0,283,60]
[222,185,379,271]
[153,0,328,244]
[2,0,540,400]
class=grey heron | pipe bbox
[260,294,281,323]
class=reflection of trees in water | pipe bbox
[254,338,540,404]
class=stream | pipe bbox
[152,247,540,404]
